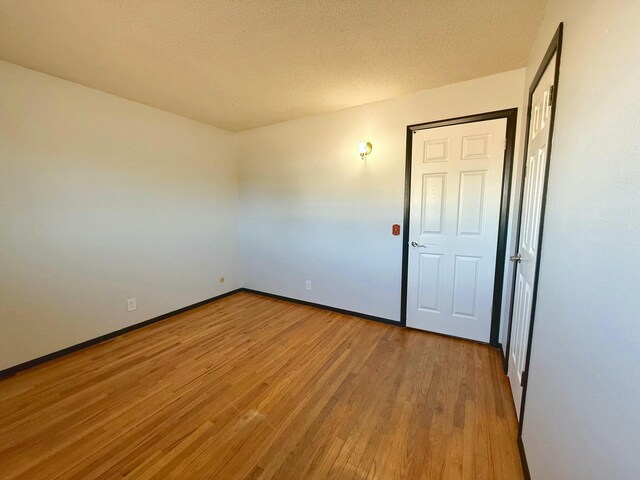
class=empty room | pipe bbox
[1,1,638,479]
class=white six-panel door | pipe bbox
[508,54,557,416]
[407,118,507,342]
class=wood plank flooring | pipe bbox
[0,292,523,479]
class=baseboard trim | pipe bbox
[241,288,401,327]
[0,288,243,381]
[518,435,532,480]
[499,342,508,374]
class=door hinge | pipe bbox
[520,369,528,387]
[548,85,555,106]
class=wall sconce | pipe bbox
[358,141,372,160]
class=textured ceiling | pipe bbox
[0,1,547,131]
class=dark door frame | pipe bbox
[504,23,564,448]
[400,108,519,347]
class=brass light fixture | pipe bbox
[358,141,373,160]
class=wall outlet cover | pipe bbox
[127,298,137,312]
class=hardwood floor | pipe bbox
[0,292,523,479]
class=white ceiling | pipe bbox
[0,1,547,131]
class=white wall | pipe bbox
[0,61,242,371]
[520,1,640,478]
[237,70,526,323]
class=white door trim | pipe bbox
[401,109,518,346]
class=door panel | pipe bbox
[457,171,486,235]
[418,253,442,311]
[508,54,557,415]
[452,255,480,318]
[421,174,446,234]
[407,118,507,342]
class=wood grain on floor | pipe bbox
[0,291,523,479]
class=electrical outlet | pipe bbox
[127,298,137,312]
[305,280,311,291]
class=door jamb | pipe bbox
[503,23,564,440]
[400,108,518,347]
